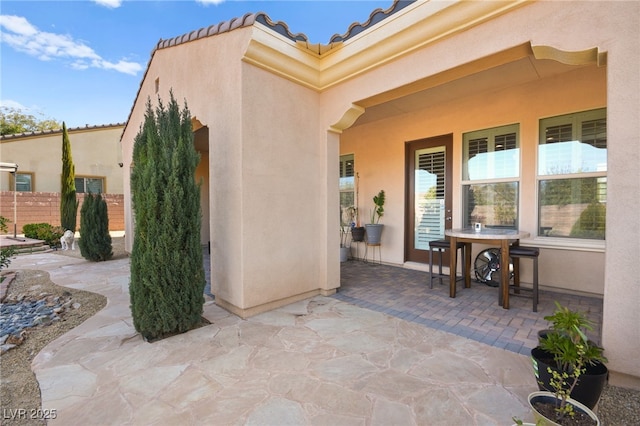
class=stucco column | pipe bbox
[322,130,341,295]
[601,32,640,389]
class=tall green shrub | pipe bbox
[129,93,205,341]
[79,193,113,261]
[60,122,79,232]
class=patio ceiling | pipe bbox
[353,45,592,126]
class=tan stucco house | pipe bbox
[1,123,125,231]
[1,123,125,194]
[120,1,640,388]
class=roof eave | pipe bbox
[242,0,529,92]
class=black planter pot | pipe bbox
[537,329,551,345]
[531,347,608,410]
[351,227,365,242]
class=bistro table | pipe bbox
[445,227,531,309]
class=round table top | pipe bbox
[445,227,530,240]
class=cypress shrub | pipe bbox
[60,122,79,232]
[79,193,113,261]
[129,93,205,341]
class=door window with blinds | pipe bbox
[414,147,446,249]
[538,108,606,239]
[339,154,355,224]
[462,123,520,228]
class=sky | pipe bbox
[0,0,393,129]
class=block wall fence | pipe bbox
[0,191,125,233]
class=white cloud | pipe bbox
[93,0,123,8]
[0,15,142,76]
[0,100,29,110]
[196,0,226,5]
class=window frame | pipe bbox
[74,175,106,194]
[10,172,35,192]
[461,123,521,229]
[536,108,607,242]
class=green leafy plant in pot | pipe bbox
[365,190,385,245]
[529,301,606,425]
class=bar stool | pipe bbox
[428,239,466,289]
[509,246,540,312]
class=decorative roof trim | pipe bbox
[532,45,607,67]
[255,14,308,42]
[244,1,528,92]
[152,12,309,53]
[1,123,125,141]
[154,12,259,51]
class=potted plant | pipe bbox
[528,301,606,425]
[529,391,599,425]
[531,301,608,410]
[365,190,385,245]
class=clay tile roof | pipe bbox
[1,123,125,141]
[254,13,308,42]
[154,12,262,53]
[330,0,415,43]
[122,2,411,137]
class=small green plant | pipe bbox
[539,301,607,422]
[0,246,15,272]
[0,216,9,233]
[511,417,543,426]
[370,190,385,224]
[0,215,15,272]
[22,223,65,247]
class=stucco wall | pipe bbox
[121,27,332,316]
[0,125,124,193]
[239,63,324,309]
[598,2,640,389]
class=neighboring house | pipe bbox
[120,1,639,387]
[0,123,125,231]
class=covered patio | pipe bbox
[336,260,603,356]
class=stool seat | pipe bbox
[429,239,465,250]
[509,246,539,257]
[428,239,465,289]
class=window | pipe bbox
[11,172,34,192]
[339,154,355,225]
[75,176,104,194]
[538,108,606,239]
[462,124,520,228]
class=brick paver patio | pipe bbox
[334,260,603,356]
